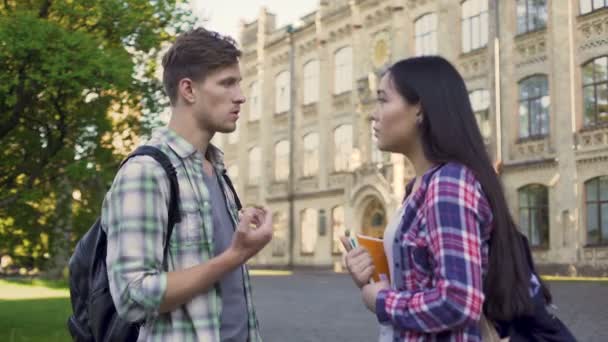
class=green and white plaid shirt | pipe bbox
[101,127,261,342]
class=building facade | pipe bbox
[217,0,608,275]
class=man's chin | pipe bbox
[216,125,236,134]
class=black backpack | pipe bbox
[503,234,577,342]
[67,146,181,342]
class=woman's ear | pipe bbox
[415,111,424,125]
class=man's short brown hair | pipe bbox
[162,28,241,105]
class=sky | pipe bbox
[189,0,319,41]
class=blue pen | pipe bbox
[349,237,358,249]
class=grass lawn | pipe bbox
[0,278,72,342]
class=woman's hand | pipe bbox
[362,280,390,312]
[341,237,375,288]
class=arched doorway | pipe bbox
[361,198,387,239]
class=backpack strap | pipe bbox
[221,169,242,211]
[120,146,181,270]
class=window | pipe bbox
[303,59,319,104]
[517,0,547,34]
[272,211,288,256]
[580,0,608,15]
[300,208,318,254]
[461,0,488,53]
[415,13,437,56]
[332,206,346,254]
[334,124,353,172]
[274,140,289,182]
[518,185,549,247]
[228,123,239,144]
[469,89,491,140]
[248,147,261,185]
[303,133,319,177]
[518,75,550,139]
[334,47,353,94]
[585,176,608,245]
[275,71,290,114]
[249,81,261,121]
[583,56,608,127]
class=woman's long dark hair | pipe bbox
[387,56,548,321]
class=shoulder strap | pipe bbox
[221,170,242,211]
[120,146,181,270]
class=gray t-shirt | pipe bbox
[203,170,248,342]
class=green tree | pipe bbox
[0,0,195,277]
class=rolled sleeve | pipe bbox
[376,288,411,324]
[101,157,171,322]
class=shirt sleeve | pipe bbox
[101,156,170,322]
[375,164,490,333]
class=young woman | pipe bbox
[342,56,563,341]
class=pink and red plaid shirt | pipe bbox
[376,162,493,341]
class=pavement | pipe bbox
[250,271,608,342]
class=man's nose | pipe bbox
[234,88,246,104]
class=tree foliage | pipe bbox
[0,0,195,273]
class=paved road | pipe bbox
[251,271,608,342]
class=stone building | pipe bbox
[216,0,608,274]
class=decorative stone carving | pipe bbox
[273,112,288,128]
[514,31,547,68]
[271,51,289,65]
[327,24,352,43]
[371,30,391,70]
[296,177,318,192]
[363,6,394,27]
[407,0,430,10]
[269,182,288,197]
[298,39,317,55]
[459,49,488,79]
[356,75,375,105]
[333,91,352,110]
[512,138,553,160]
[302,103,318,118]
[578,11,608,51]
[329,172,352,189]
[244,66,257,78]
[577,127,608,150]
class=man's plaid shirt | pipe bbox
[101,127,261,341]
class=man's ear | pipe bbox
[178,78,195,104]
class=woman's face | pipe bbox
[371,72,421,154]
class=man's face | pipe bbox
[192,63,245,134]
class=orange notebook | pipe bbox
[355,234,390,283]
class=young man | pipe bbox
[101,28,272,341]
